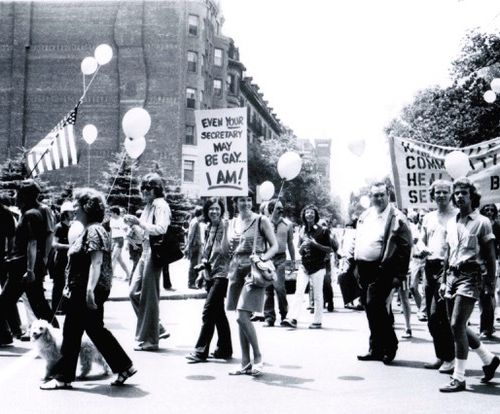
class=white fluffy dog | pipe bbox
[30,319,110,380]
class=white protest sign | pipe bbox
[389,136,500,209]
[194,107,248,196]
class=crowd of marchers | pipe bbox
[0,174,499,393]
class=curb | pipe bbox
[108,291,207,302]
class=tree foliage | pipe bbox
[385,30,500,148]
[96,151,143,214]
[248,132,340,224]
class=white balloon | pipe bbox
[359,195,370,209]
[94,44,113,65]
[277,151,302,181]
[81,56,98,75]
[259,181,275,201]
[82,124,98,145]
[444,151,471,179]
[124,136,146,159]
[68,220,84,245]
[122,107,152,139]
[348,138,366,157]
[491,78,500,94]
[484,90,496,104]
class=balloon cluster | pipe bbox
[122,107,152,159]
[81,44,113,75]
[483,78,500,104]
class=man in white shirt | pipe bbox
[349,181,412,364]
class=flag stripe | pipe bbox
[25,104,80,177]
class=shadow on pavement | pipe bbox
[389,359,429,369]
[467,382,500,395]
[68,383,148,398]
[252,372,315,390]
[0,345,32,357]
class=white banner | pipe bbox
[194,107,248,196]
[389,136,500,209]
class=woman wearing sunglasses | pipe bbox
[124,173,171,351]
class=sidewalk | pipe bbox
[109,256,207,301]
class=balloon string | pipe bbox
[80,65,101,102]
[127,162,134,213]
[82,73,86,95]
[87,145,91,186]
[269,179,286,223]
[106,151,127,202]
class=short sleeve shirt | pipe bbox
[446,210,495,267]
[422,208,457,260]
[11,208,44,259]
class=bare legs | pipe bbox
[236,310,262,366]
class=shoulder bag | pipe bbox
[248,216,277,288]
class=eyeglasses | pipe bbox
[483,208,496,213]
[140,184,153,191]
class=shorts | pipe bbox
[112,237,124,249]
[226,254,265,313]
[445,265,481,301]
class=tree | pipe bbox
[385,30,500,148]
[97,151,142,213]
[248,131,340,224]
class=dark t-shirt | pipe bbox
[0,206,16,262]
[299,224,331,274]
[11,208,44,259]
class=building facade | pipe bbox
[0,0,282,196]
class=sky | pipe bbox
[220,0,500,214]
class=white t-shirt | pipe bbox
[110,216,127,239]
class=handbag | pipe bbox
[149,206,184,266]
[247,216,277,288]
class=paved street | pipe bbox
[1,280,499,414]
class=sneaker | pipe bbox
[439,378,466,392]
[308,323,322,329]
[185,353,207,364]
[281,318,297,328]
[481,355,500,383]
[401,329,412,339]
[438,360,455,374]
[263,319,275,327]
[250,315,265,322]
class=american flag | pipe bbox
[26,102,81,177]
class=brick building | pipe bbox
[0,0,282,195]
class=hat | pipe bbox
[60,201,75,213]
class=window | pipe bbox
[213,79,222,96]
[183,160,195,183]
[214,48,223,67]
[201,54,206,70]
[185,125,195,145]
[227,74,236,94]
[188,15,199,36]
[187,51,197,72]
[186,87,196,109]
[199,90,204,105]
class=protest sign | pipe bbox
[389,136,500,209]
[194,107,248,196]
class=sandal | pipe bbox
[111,366,138,386]
[40,379,73,390]
[249,361,264,377]
[228,362,252,376]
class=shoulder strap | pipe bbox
[252,216,262,255]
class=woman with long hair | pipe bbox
[226,190,278,376]
[186,197,233,363]
[125,173,171,351]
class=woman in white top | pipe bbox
[124,173,171,351]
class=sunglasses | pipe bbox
[483,208,496,212]
[140,184,153,191]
